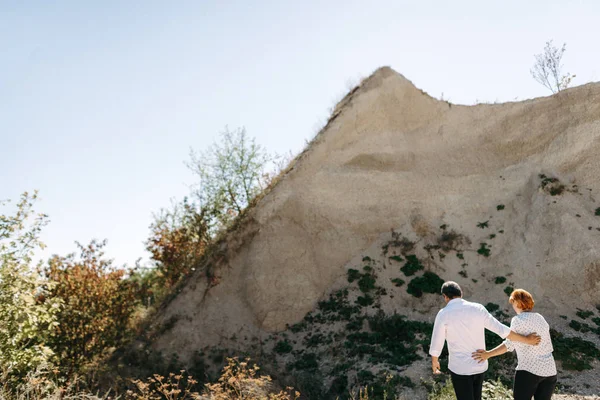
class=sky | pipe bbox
[1,0,599,268]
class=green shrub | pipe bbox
[401,255,424,276]
[328,374,348,399]
[427,377,512,400]
[485,303,500,313]
[356,295,375,307]
[304,333,330,348]
[407,272,444,298]
[576,309,594,319]
[358,274,377,293]
[504,286,514,296]
[427,377,456,400]
[391,278,405,287]
[289,353,319,371]
[494,276,506,284]
[551,329,600,370]
[346,317,364,331]
[595,207,600,216]
[477,243,491,257]
[357,370,375,383]
[0,192,62,381]
[348,269,361,283]
[317,290,359,321]
[274,340,293,354]
[497,205,505,211]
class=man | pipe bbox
[429,281,541,400]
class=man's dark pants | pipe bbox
[450,371,485,400]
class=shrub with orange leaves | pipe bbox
[145,198,212,293]
[43,240,138,375]
[127,358,299,400]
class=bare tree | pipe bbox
[530,40,575,93]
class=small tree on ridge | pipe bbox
[530,40,575,93]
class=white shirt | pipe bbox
[429,298,512,375]
[503,312,557,377]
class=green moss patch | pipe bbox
[407,272,444,298]
[477,243,491,257]
[401,255,424,276]
[551,329,600,371]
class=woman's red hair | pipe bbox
[509,289,535,311]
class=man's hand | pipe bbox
[525,333,541,345]
[507,330,542,345]
[472,349,489,364]
[431,357,441,374]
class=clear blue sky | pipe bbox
[2,0,599,267]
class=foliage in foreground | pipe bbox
[2,358,300,400]
[0,192,62,380]
[427,377,512,400]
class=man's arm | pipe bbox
[429,312,445,374]
[506,330,541,345]
[431,356,441,374]
[482,308,541,345]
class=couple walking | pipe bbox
[429,281,557,400]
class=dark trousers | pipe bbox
[450,371,485,400]
[513,370,557,400]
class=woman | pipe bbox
[472,289,557,400]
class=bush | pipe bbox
[401,255,424,276]
[145,198,212,292]
[128,358,299,400]
[427,377,511,400]
[358,274,377,293]
[477,243,491,257]
[551,329,600,370]
[0,192,61,380]
[274,340,293,354]
[43,240,138,374]
[407,272,444,298]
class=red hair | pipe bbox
[509,289,535,311]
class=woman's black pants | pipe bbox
[513,370,557,400]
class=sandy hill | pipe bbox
[135,67,600,398]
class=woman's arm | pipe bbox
[472,343,508,363]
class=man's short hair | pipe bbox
[441,281,462,299]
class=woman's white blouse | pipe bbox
[503,312,557,377]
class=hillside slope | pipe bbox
[143,67,600,397]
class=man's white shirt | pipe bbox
[429,298,511,375]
